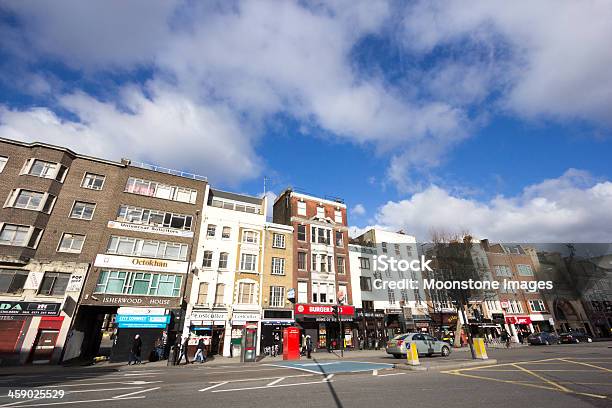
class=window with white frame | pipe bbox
[240,253,257,271]
[336,256,345,274]
[312,282,334,304]
[197,282,208,304]
[57,233,85,253]
[125,177,197,204]
[494,265,512,277]
[338,284,347,303]
[218,252,228,269]
[116,205,192,230]
[297,201,306,216]
[335,231,343,247]
[270,286,285,307]
[334,210,342,223]
[0,224,43,248]
[214,283,225,305]
[271,257,285,275]
[311,227,331,245]
[394,244,401,255]
[202,250,213,268]
[359,257,370,269]
[381,242,387,253]
[298,251,307,270]
[207,224,216,238]
[316,206,325,218]
[106,235,188,260]
[94,270,182,296]
[21,159,67,181]
[38,272,70,296]
[0,156,7,173]
[221,226,231,239]
[5,189,56,213]
[81,172,105,190]
[70,201,96,220]
[529,299,547,312]
[242,230,259,244]
[297,281,308,303]
[272,233,285,248]
[517,264,534,276]
[237,281,256,304]
[387,288,396,304]
[503,299,523,314]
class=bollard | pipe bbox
[473,338,488,360]
[167,346,176,366]
[406,342,420,366]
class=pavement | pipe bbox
[0,342,610,408]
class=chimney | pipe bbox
[481,239,490,252]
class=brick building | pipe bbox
[273,189,353,349]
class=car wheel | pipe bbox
[392,354,401,359]
[441,346,450,357]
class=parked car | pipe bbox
[527,331,559,345]
[386,333,451,358]
[559,331,593,344]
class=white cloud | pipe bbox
[351,204,366,216]
[371,169,612,242]
[402,0,612,124]
[0,83,261,185]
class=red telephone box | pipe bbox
[283,327,301,360]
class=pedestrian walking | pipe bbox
[194,337,207,363]
[128,334,142,365]
[177,334,191,364]
[306,335,313,359]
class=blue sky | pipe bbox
[1,0,611,242]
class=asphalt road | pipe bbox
[1,342,610,408]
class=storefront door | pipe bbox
[29,330,59,364]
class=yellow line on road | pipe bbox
[445,371,557,392]
[558,358,612,373]
[512,363,572,393]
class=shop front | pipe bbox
[111,307,170,362]
[187,310,229,356]
[294,304,355,350]
[354,309,384,350]
[231,310,261,357]
[530,314,554,333]
[260,309,294,356]
[505,315,533,341]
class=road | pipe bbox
[0,342,610,408]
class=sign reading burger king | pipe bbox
[295,304,355,316]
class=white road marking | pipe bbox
[112,387,160,399]
[208,374,314,384]
[375,373,406,377]
[262,364,323,374]
[267,377,285,386]
[2,396,146,407]
[67,387,142,394]
[193,367,295,375]
[212,378,334,393]
[47,380,162,388]
[199,382,228,392]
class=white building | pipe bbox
[184,189,267,357]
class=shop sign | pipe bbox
[416,322,430,328]
[116,314,170,328]
[232,311,261,323]
[107,220,194,238]
[117,307,166,316]
[295,304,355,316]
[355,309,385,319]
[505,316,531,325]
[94,254,189,274]
[23,272,43,290]
[98,296,175,306]
[190,311,228,321]
[314,316,353,322]
[66,275,84,292]
[0,301,61,316]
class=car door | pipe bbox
[422,334,437,354]
[411,334,429,354]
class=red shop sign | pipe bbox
[505,316,531,325]
[295,304,355,316]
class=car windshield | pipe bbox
[392,334,409,340]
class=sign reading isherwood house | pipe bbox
[94,254,189,274]
[107,221,194,238]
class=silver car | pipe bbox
[386,333,452,359]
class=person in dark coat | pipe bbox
[128,334,142,365]
[306,335,313,359]
[194,338,207,363]
[177,334,191,364]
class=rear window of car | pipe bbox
[392,334,409,340]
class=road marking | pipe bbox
[0,396,146,407]
[212,378,334,393]
[558,358,612,372]
[199,382,228,392]
[47,380,162,388]
[67,387,142,394]
[324,374,334,381]
[263,364,323,374]
[208,374,315,384]
[112,387,160,399]
[267,377,285,386]
[375,373,406,377]
[511,363,571,393]
[193,367,295,375]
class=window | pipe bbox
[22,159,67,181]
[218,252,229,269]
[334,210,342,223]
[222,226,231,239]
[312,282,334,304]
[311,227,331,245]
[207,224,216,238]
[197,283,208,304]
[117,206,194,230]
[242,230,258,244]
[338,284,347,303]
[359,257,370,269]
[297,281,308,303]
[81,173,105,190]
[0,224,42,248]
[125,177,197,204]
[406,245,413,256]
[106,236,188,260]
[360,276,372,291]
[212,283,224,305]
[0,156,7,173]
[0,269,29,294]
[202,251,213,268]
[387,288,396,304]
[94,270,182,296]
[517,264,534,276]
[297,252,307,270]
[38,272,70,296]
[240,253,257,271]
[5,189,55,213]
[270,286,285,307]
[58,233,85,253]
[238,282,256,304]
[335,231,344,247]
[529,300,547,312]
[394,244,401,255]
[316,206,325,218]
[336,256,345,274]
[271,257,285,275]
[494,265,512,277]
[70,201,96,220]
[381,242,387,253]
[297,224,306,241]
[273,233,286,248]
[297,201,306,216]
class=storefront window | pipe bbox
[95,270,181,297]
